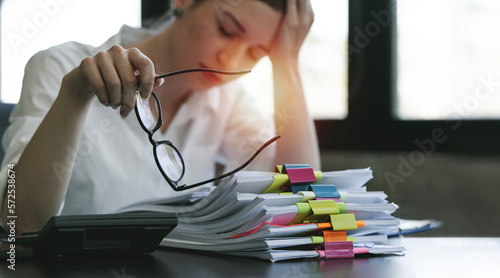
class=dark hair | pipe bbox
[146,0,286,29]
[256,0,286,12]
[194,0,286,12]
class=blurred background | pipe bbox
[0,0,499,236]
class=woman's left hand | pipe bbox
[269,0,314,68]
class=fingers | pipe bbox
[78,45,158,118]
[109,46,139,118]
[299,0,314,24]
[301,0,314,25]
[287,0,299,24]
[270,0,314,66]
[154,75,165,88]
[128,48,155,100]
[287,0,314,25]
[80,57,109,106]
[95,51,122,109]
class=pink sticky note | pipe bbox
[316,198,341,202]
[354,247,370,255]
[287,167,317,184]
[324,241,354,259]
[270,211,299,225]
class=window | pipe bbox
[1,0,141,103]
[397,0,500,120]
[315,0,500,153]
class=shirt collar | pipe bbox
[119,25,154,46]
[172,87,220,126]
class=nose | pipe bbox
[217,42,246,70]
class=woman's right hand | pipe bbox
[62,45,163,118]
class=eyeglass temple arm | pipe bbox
[155,68,251,80]
[137,69,251,90]
[175,135,281,191]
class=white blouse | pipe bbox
[0,25,276,223]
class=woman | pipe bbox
[1,0,319,233]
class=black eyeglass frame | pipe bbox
[135,91,187,189]
[134,68,280,191]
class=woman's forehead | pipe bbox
[220,0,282,47]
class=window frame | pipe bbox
[315,0,500,154]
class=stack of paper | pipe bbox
[116,166,428,262]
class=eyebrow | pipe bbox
[224,11,246,34]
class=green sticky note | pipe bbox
[289,202,312,224]
[347,236,355,242]
[275,165,284,173]
[314,171,323,181]
[337,202,346,214]
[308,200,339,215]
[297,202,312,214]
[311,236,324,244]
[262,174,290,193]
[331,213,358,231]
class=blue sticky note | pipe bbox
[310,184,341,198]
[291,184,311,194]
[283,164,311,174]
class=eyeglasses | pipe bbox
[134,68,280,191]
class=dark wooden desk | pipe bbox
[1,237,498,277]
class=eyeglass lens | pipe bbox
[156,144,183,182]
[136,92,160,131]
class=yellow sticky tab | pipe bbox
[262,174,290,193]
[314,171,323,182]
[289,202,312,224]
[279,192,293,195]
[308,200,339,215]
[347,236,355,242]
[331,213,358,231]
[275,165,284,173]
[311,236,324,244]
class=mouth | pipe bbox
[199,63,222,85]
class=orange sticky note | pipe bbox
[323,231,347,242]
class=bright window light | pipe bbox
[397,0,500,120]
[1,0,142,103]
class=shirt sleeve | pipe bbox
[218,83,277,172]
[0,48,69,227]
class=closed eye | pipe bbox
[219,25,234,38]
[218,11,244,39]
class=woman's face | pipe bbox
[170,0,282,91]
